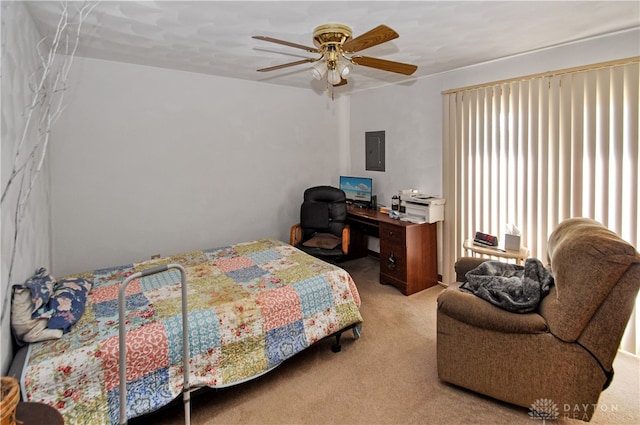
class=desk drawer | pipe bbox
[380,243,407,281]
[380,223,405,246]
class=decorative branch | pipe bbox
[2,2,97,203]
[1,1,99,322]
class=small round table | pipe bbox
[16,401,64,425]
[463,238,530,265]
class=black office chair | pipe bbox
[290,186,350,261]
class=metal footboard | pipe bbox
[118,264,190,425]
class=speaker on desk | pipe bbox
[371,195,377,210]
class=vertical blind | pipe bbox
[442,58,639,355]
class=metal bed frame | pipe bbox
[118,264,190,425]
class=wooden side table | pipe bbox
[16,401,64,425]
[463,238,529,265]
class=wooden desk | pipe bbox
[463,238,529,265]
[346,205,438,295]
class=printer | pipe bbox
[398,190,445,224]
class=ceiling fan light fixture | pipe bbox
[327,68,342,85]
[311,61,327,80]
[337,61,350,78]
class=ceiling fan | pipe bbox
[252,24,418,90]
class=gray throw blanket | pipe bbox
[459,258,554,313]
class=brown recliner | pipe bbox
[437,218,640,421]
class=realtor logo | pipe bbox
[529,398,560,423]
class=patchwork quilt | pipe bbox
[21,239,363,424]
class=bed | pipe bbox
[14,238,363,424]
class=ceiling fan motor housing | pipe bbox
[313,24,352,49]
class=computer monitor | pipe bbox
[339,176,373,206]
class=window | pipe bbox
[442,58,639,354]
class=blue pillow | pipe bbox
[46,278,92,333]
[25,268,56,318]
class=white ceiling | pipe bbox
[25,1,640,97]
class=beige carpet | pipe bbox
[133,256,640,425]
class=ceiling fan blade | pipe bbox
[257,58,317,72]
[352,56,418,75]
[342,25,399,53]
[252,36,320,53]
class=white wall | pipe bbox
[0,2,52,374]
[50,57,349,276]
[349,81,442,207]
